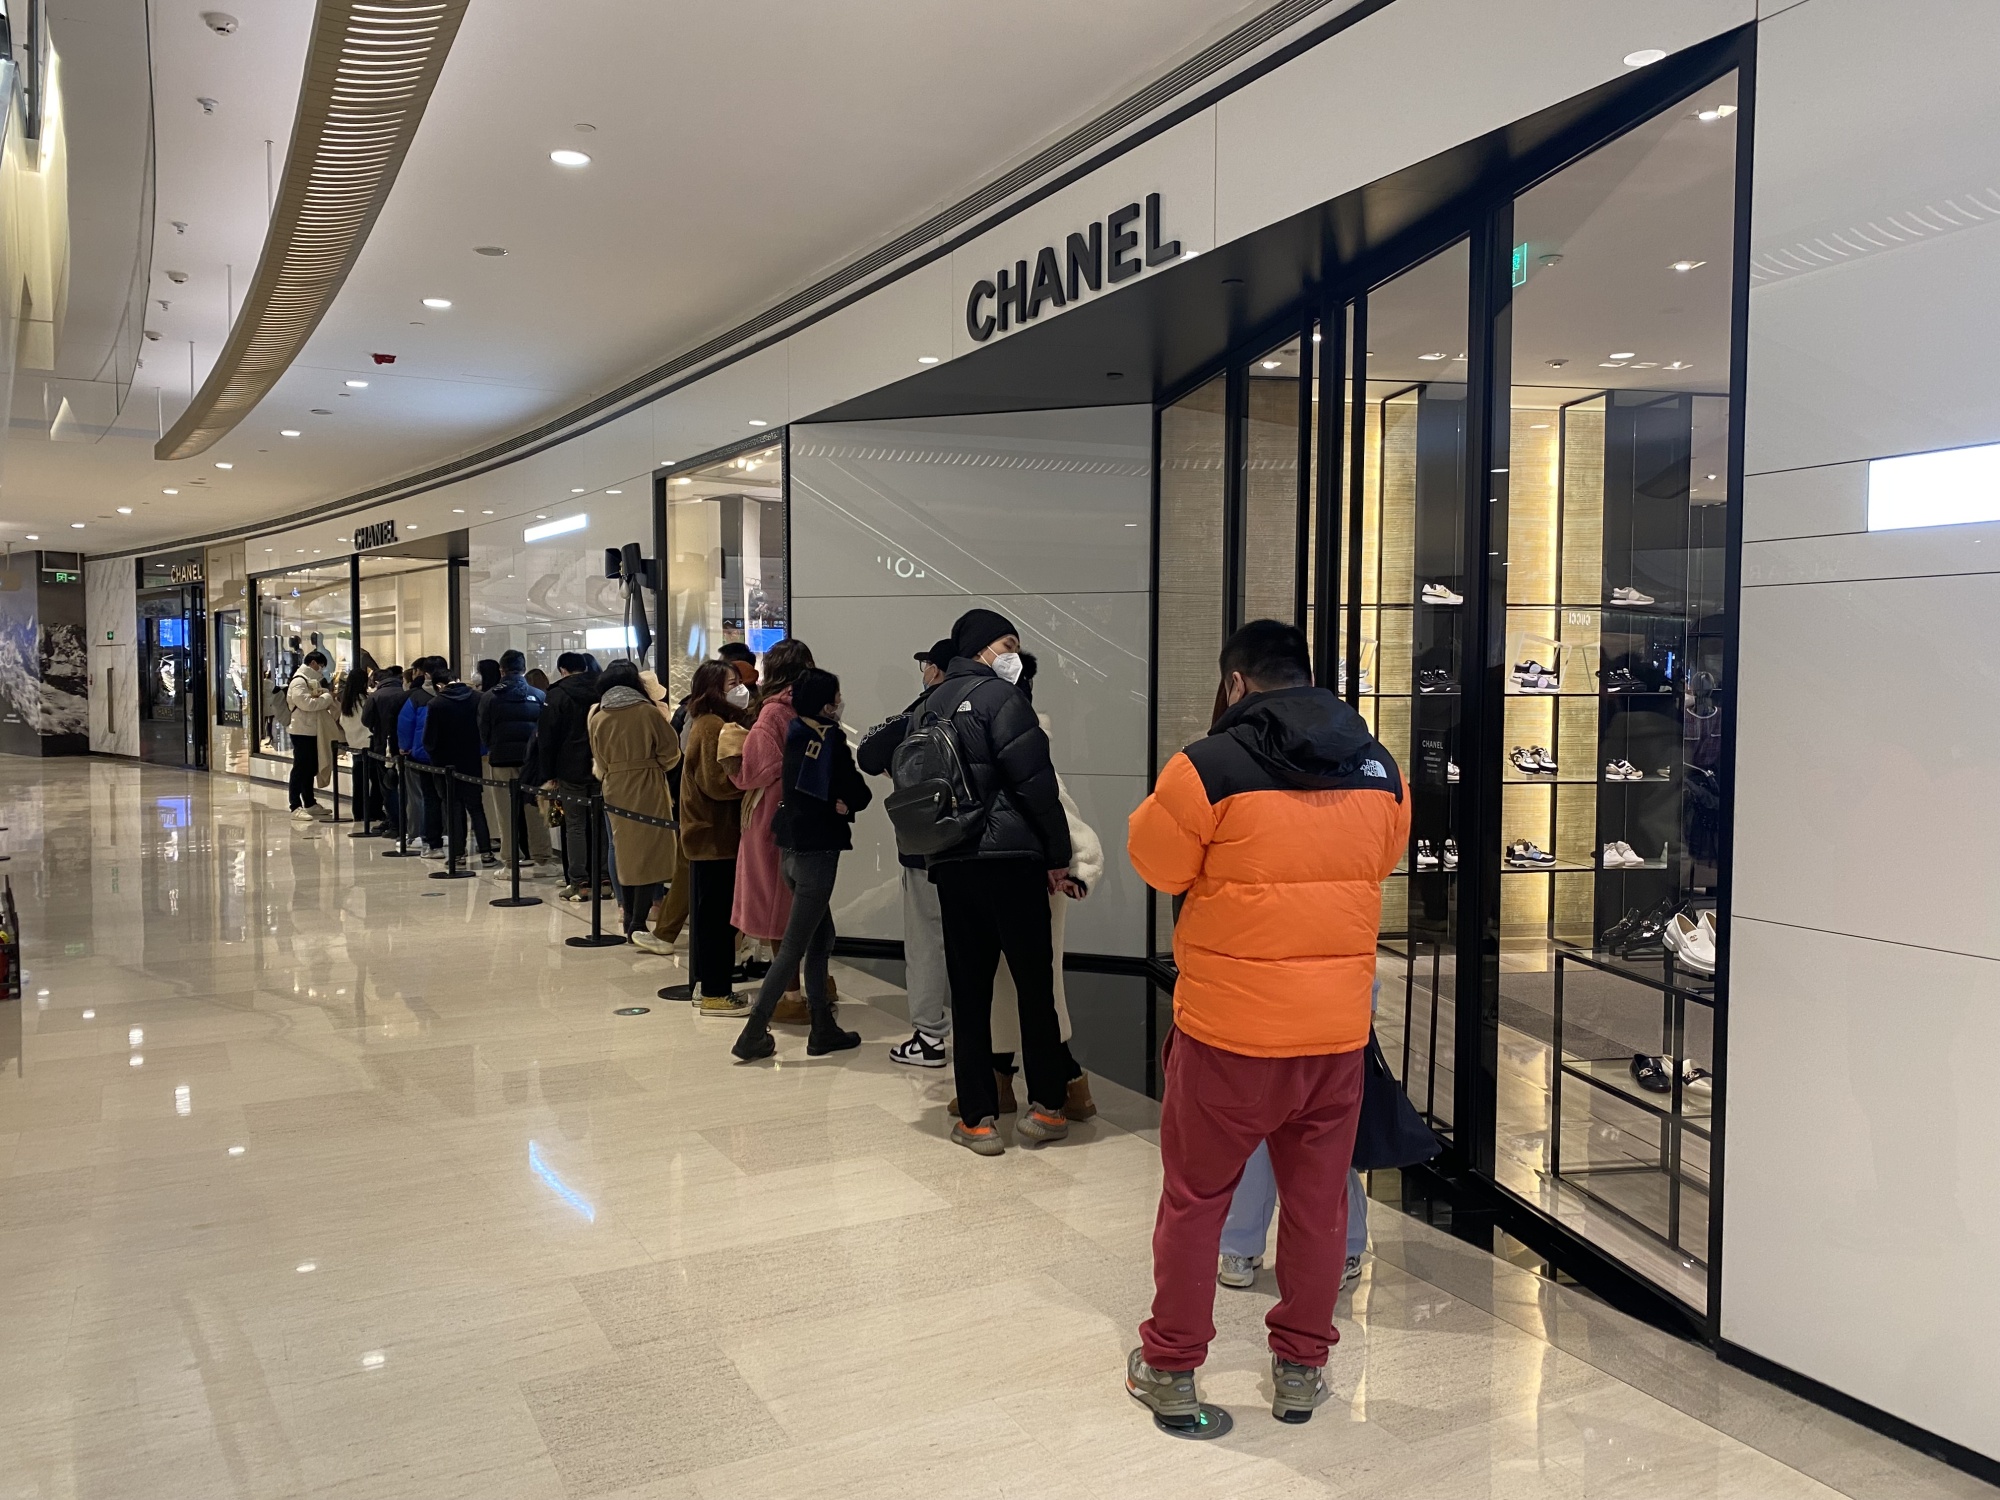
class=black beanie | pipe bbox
[791,667,840,720]
[951,607,1017,660]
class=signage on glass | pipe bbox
[966,193,1181,343]
[354,519,399,550]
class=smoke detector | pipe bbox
[196,97,219,115]
[201,11,239,33]
[165,270,189,284]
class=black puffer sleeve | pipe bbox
[987,687,1072,868]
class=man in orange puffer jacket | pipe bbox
[1124,619,1408,1429]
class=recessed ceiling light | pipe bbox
[550,149,591,167]
[215,461,233,469]
[1669,260,1706,273]
[281,428,301,437]
[451,508,465,513]
[1261,360,1280,370]
[422,297,451,309]
[481,508,494,514]
[1623,47,1665,67]
[917,355,940,365]
[117,507,133,514]
[607,489,622,494]
[406,524,418,531]
[1609,352,1635,360]
[24,534,37,540]
[571,487,585,493]
[673,477,692,486]
[163,488,178,495]
[70,522,85,529]
[345,380,368,389]
[1529,423,1551,429]
[1417,352,1447,361]
[747,419,768,427]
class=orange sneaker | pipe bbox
[1017,1106,1068,1146]
[951,1117,1005,1157]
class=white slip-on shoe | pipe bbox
[1664,913,1716,974]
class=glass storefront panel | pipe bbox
[466,496,653,677]
[1242,336,1304,625]
[664,442,786,701]
[254,563,352,755]
[358,555,453,671]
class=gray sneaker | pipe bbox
[1344,1253,1363,1284]
[1126,1347,1200,1422]
[1217,1253,1261,1290]
[1015,1106,1068,1146]
[1271,1355,1329,1423]
[950,1117,1005,1157]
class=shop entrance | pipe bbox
[136,577,207,769]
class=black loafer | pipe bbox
[1630,1053,1671,1093]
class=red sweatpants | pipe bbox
[1140,1028,1365,1371]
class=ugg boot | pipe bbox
[771,990,810,1026]
[1065,1073,1098,1120]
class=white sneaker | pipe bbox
[1415,839,1440,871]
[1602,842,1632,869]
[419,846,447,861]
[1610,585,1657,606]
[629,931,672,956]
[1218,1253,1262,1289]
[1421,582,1463,605]
[1616,840,1645,867]
[291,807,317,823]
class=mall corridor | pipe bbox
[0,756,1978,1499]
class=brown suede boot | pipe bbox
[772,991,811,1026]
[1065,1073,1097,1121]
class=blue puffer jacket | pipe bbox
[478,672,545,768]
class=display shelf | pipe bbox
[1502,858,1593,874]
[1598,857,1671,871]
[1561,1055,1714,1132]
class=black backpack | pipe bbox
[885,680,997,857]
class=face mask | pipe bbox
[991,651,1023,685]
[725,683,752,708]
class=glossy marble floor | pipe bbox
[0,759,1992,1500]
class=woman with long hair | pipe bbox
[337,651,380,826]
[586,657,681,943]
[730,638,816,1019]
[669,659,751,1013]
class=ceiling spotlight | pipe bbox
[917,355,940,365]
[422,297,452,309]
[550,149,591,167]
[1417,352,1447,361]
[280,429,301,437]
[71,522,85,529]
[345,380,368,389]
[215,461,234,469]
[1609,352,1635,360]
[163,488,179,495]
[570,487,585,493]
[117,507,133,515]
[1669,260,1706,273]
[1623,47,1666,67]
[606,489,622,495]
[24,534,37,540]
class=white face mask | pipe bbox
[725,683,752,708]
[990,651,1023,685]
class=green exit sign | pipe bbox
[47,570,78,584]
[1511,243,1530,288]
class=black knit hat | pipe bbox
[951,607,1017,660]
[791,667,841,720]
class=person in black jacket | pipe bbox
[924,608,1074,1156]
[732,668,871,1063]
[361,663,407,838]
[479,649,552,871]
[857,637,956,1068]
[422,669,498,868]
[535,652,604,896]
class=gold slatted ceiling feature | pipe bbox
[157,0,469,461]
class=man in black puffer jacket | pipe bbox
[923,607,1074,1157]
[479,649,551,870]
[535,652,604,894]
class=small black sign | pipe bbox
[354,519,399,550]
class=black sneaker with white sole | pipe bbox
[1506,840,1557,868]
[888,1030,947,1068]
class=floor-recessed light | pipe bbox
[1609,352,1635,360]
[345,380,368,389]
[917,355,940,365]
[1670,260,1706,273]
[215,461,233,469]
[1623,47,1665,67]
[422,297,452,309]
[117,507,132,514]
[550,149,591,167]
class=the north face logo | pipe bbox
[1361,759,1388,779]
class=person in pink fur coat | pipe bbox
[730,638,816,948]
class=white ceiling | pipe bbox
[7,0,1278,552]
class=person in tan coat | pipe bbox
[665,660,750,1014]
[586,659,681,947]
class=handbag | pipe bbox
[1350,1030,1441,1171]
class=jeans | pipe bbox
[901,864,949,1038]
[1220,1143,1368,1262]
[687,858,738,999]
[289,736,319,809]
[745,849,839,1029]
[933,859,1065,1121]
[1141,1031,1365,1372]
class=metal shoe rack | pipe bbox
[1549,947,1712,1267]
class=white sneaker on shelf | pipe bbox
[1421,581,1463,605]
[1447,760,1461,784]
[1616,840,1645,867]
[1610,585,1657,606]
[1415,840,1440,871]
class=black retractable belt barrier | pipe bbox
[379,754,423,858]
[490,771,543,909]
[564,791,625,947]
[429,765,477,880]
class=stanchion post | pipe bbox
[565,791,624,946]
[347,748,376,838]
[490,773,543,909]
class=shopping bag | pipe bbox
[1350,1030,1440,1170]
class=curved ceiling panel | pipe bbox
[156,0,468,460]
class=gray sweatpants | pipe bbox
[902,864,949,1039]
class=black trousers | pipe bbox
[934,859,1067,1121]
[289,736,319,809]
[442,772,492,862]
[687,857,739,999]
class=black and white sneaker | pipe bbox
[1510,745,1555,776]
[1447,760,1461,784]
[1415,840,1440,871]
[1417,667,1456,694]
[1604,758,1643,781]
[1511,660,1560,692]
[1421,581,1463,605]
[1442,838,1460,871]
[1506,840,1557,868]
[1602,666,1645,693]
[888,1030,947,1069]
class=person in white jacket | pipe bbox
[286,650,339,821]
[978,655,1100,1121]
